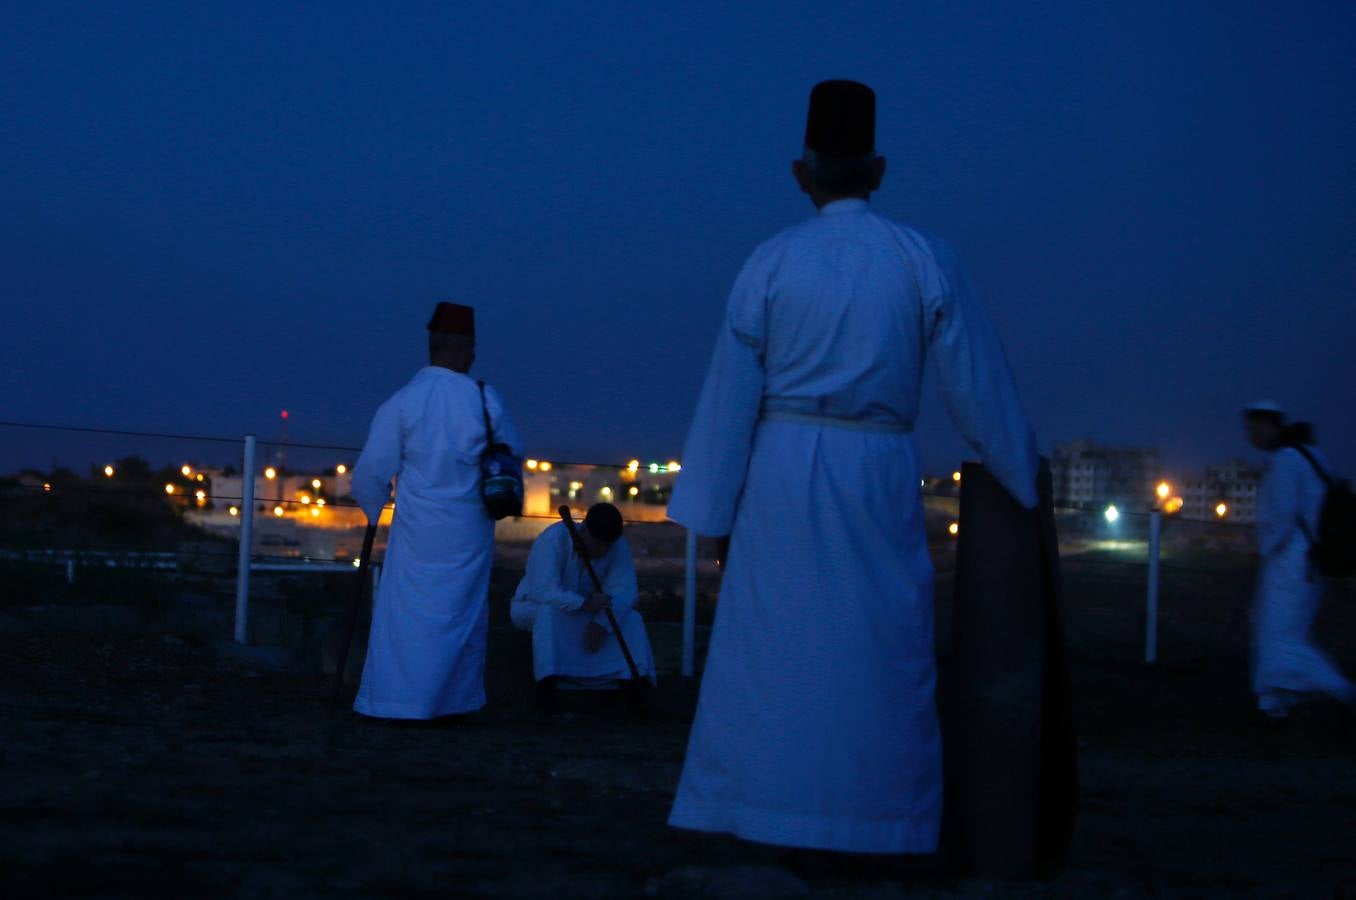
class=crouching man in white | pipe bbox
[510,503,656,706]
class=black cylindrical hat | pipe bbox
[804,79,876,159]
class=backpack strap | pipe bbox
[477,380,495,451]
[1288,443,1334,487]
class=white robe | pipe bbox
[351,366,522,719]
[666,199,1039,854]
[1252,446,1355,714]
[509,522,656,684]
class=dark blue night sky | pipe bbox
[3,3,1353,476]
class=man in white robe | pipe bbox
[510,503,657,699]
[666,80,1039,855]
[350,302,522,720]
[1244,402,1355,721]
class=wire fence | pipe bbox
[2,417,1283,663]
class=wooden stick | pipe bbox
[331,523,378,710]
[558,505,642,681]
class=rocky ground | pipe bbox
[2,552,1355,898]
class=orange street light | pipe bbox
[181,465,192,477]
[629,486,640,497]
[273,505,285,517]
[538,461,553,472]
[228,506,239,517]
[103,465,115,478]
[310,507,320,518]
[299,494,311,505]
[311,478,322,490]
[264,467,277,480]
[1156,481,1171,501]
[316,498,326,507]
[336,464,348,475]
[1215,502,1228,519]
[194,489,206,501]
[952,471,962,483]
[525,459,539,471]
[164,484,176,495]
[948,522,960,536]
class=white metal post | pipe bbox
[1145,510,1161,663]
[683,528,697,677]
[234,434,257,644]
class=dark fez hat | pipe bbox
[585,503,624,544]
[804,79,876,159]
[427,302,476,338]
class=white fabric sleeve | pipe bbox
[592,538,639,632]
[923,235,1040,509]
[351,398,403,524]
[1258,451,1301,558]
[524,527,587,612]
[665,249,771,536]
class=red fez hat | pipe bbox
[427,302,475,337]
[804,80,876,159]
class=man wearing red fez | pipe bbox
[349,302,522,720]
[667,82,1040,855]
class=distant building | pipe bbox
[1051,440,1163,511]
[1181,459,1260,523]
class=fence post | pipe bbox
[683,528,697,677]
[1145,510,1161,663]
[234,434,257,644]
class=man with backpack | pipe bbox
[349,302,523,721]
[1243,401,1355,722]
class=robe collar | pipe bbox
[819,198,870,216]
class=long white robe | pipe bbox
[667,199,1039,854]
[509,522,656,684]
[1252,445,1355,715]
[351,366,522,719]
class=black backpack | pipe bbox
[1290,444,1356,578]
[477,381,523,520]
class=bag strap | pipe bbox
[477,380,495,451]
[1289,443,1334,487]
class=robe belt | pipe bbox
[759,409,912,435]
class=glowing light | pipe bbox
[948,522,960,536]
[300,494,311,505]
[273,505,285,517]
[667,461,682,473]
[1164,497,1184,515]
[194,489,206,501]
[103,465,115,478]
[525,459,539,470]
[627,459,640,472]
[952,471,962,483]
[1156,481,1171,500]
[310,507,320,518]
[352,558,362,568]
[181,465,192,477]
[1104,505,1120,524]
[629,486,639,497]
[264,467,277,480]
[281,409,289,420]
[336,464,348,475]
[164,484,176,495]
[311,479,322,490]
[42,482,52,493]
[1215,502,1228,519]
[649,463,660,474]
[228,506,239,516]
[569,481,584,491]
[196,474,205,482]
[316,498,326,507]
[538,461,553,473]
[600,485,614,499]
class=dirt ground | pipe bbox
[2,552,1356,899]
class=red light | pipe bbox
[281,410,289,420]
